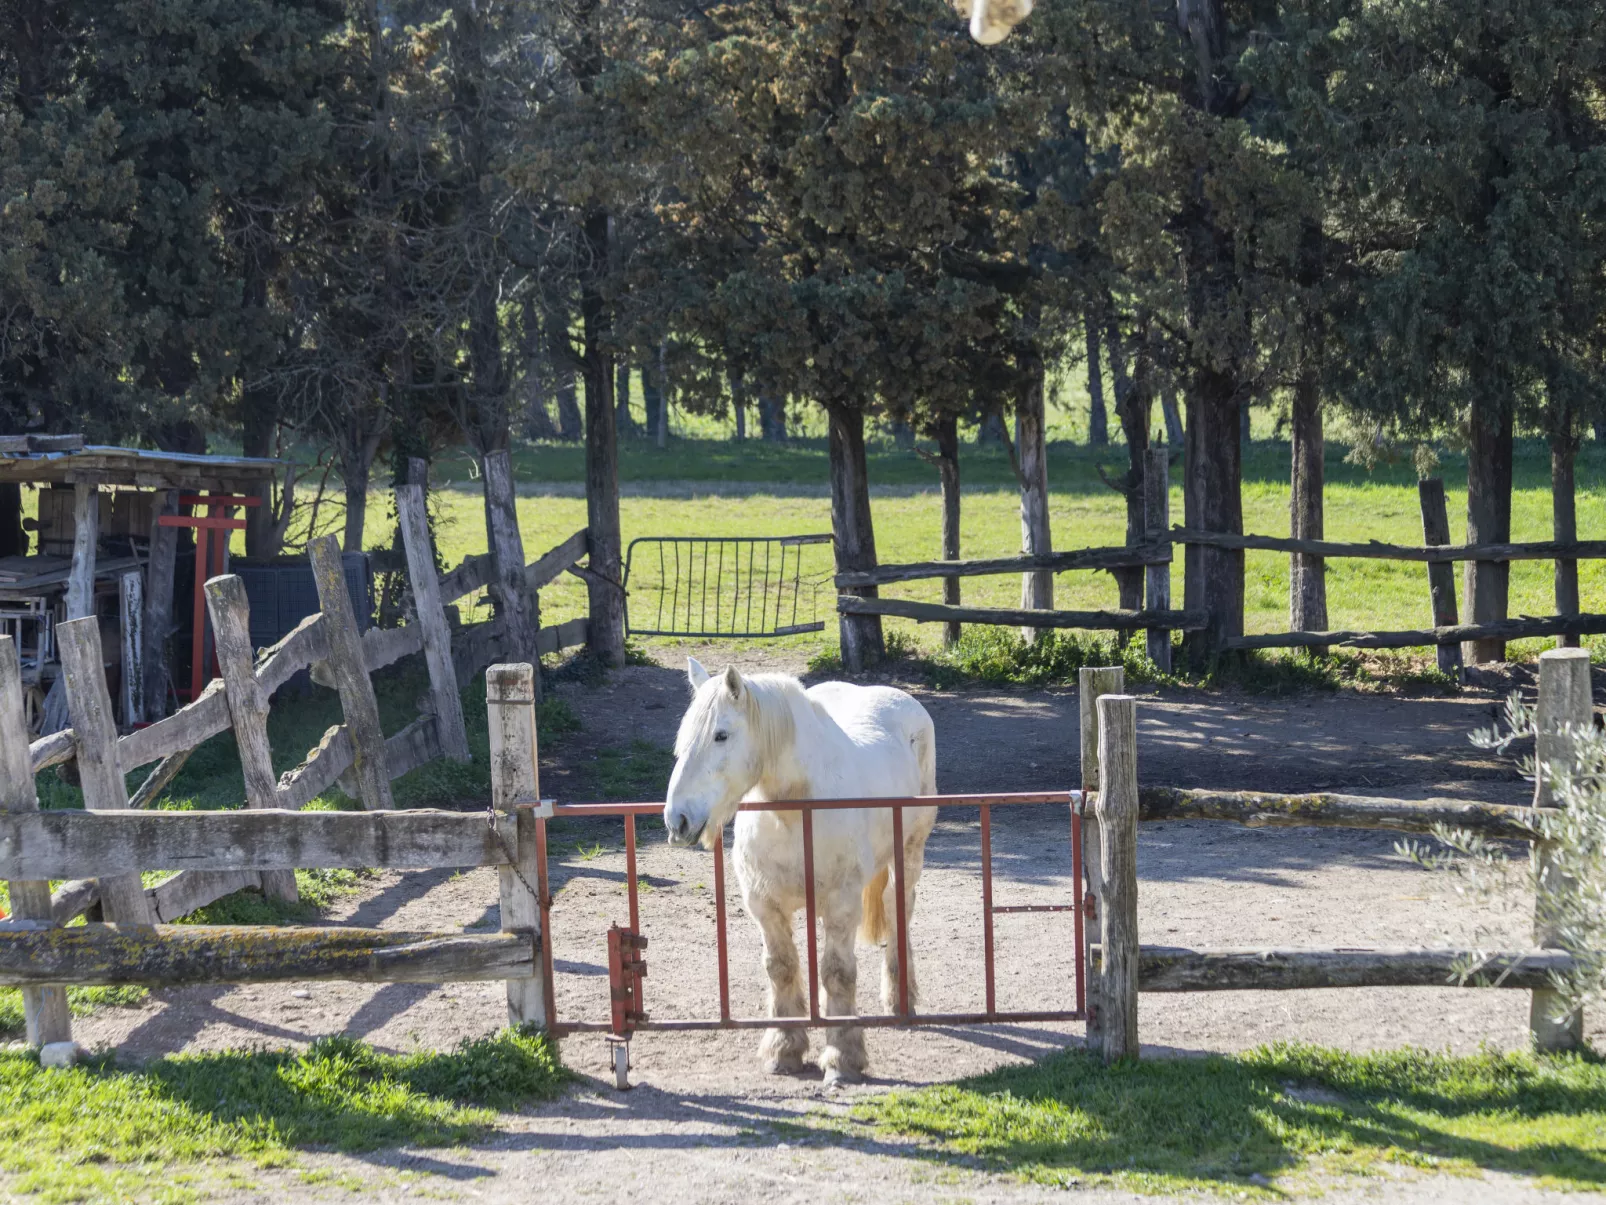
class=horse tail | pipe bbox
[860,866,890,945]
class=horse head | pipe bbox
[664,657,769,848]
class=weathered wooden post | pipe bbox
[204,574,298,902]
[1531,646,1590,1052]
[1096,692,1140,1063]
[1079,665,1123,1057]
[0,637,72,1050]
[1142,448,1171,671]
[395,482,471,762]
[487,663,548,1029]
[57,617,157,925]
[1417,478,1463,678]
[308,535,394,810]
[119,570,143,727]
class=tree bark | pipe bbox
[1182,367,1244,668]
[759,392,787,440]
[828,405,883,670]
[1552,423,1581,650]
[1084,314,1108,446]
[481,449,539,674]
[141,491,179,720]
[1160,378,1184,447]
[1015,354,1053,640]
[615,361,636,436]
[641,360,663,437]
[582,210,626,668]
[655,341,669,448]
[554,367,582,441]
[342,458,369,552]
[1107,319,1149,612]
[731,370,746,440]
[1289,370,1327,644]
[1463,399,1513,664]
[935,414,962,648]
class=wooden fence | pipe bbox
[16,481,590,937]
[1079,647,1589,1063]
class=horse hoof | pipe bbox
[765,1057,805,1076]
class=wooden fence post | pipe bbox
[119,570,143,727]
[1531,646,1590,1052]
[57,617,157,924]
[1095,692,1140,1063]
[487,663,548,1029]
[1418,478,1463,678]
[1079,665,1123,1057]
[396,483,471,762]
[0,637,72,1048]
[1142,448,1172,672]
[308,535,394,811]
[205,574,298,902]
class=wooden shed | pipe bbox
[0,435,288,735]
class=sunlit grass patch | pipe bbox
[854,1043,1606,1194]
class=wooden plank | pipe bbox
[535,617,589,657]
[1418,479,1462,676]
[256,612,329,696]
[120,570,143,726]
[526,529,590,593]
[0,808,507,879]
[28,730,74,774]
[205,574,297,903]
[452,617,506,685]
[0,637,71,1047]
[1174,526,1606,564]
[1142,448,1171,671]
[837,595,1209,631]
[482,450,539,666]
[66,483,97,621]
[1095,693,1139,1063]
[1223,613,1606,651]
[362,623,424,672]
[438,553,493,606]
[1532,649,1590,1052]
[487,663,547,1029]
[834,541,1172,588]
[150,870,263,923]
[308,535,393,810]
[1078,666,1123,1060]
[1137,787,1546,840]
[142,489,179,720]
[396,483,470,762]
[0,923,536,987]
[116,681,229,773]
[129,748,194,809]
[57,617,156,925]
[1107,945,1578,992]
[386,714,442,781]
[276,723,352,811]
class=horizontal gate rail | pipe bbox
[539,791,1086,1039]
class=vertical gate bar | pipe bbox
[980,803,996,1016]
[802,808,821,1020]
[761,541,772,633]
[656,542,666,632]
[713,830,731,1022]
[745,543,756,634]
[1071,798,1085,1016]
[791,541,802,629]
[625,813,640,934]
[700,541,710,633]
[715,541,725,632]
[892,803,910,1017]
[535,814,559,1031]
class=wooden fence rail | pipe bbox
[1173,527,1606,564]
[837,595,1206,632]
[1079,650,1587,1063]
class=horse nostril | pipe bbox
[673,814,688,838]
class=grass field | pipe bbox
[853,1043,1606,1195]
[379,433,1606,667]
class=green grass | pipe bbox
[0,1028,568,1203]
[854,1043,1606,1195]
[591,739,676,800]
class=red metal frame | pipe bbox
[534,791,1086,1038]
[160,493,261,701]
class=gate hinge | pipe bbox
[1082,890,1097,921]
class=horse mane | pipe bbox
[676,671,803,763]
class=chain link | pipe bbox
[487,801,544,906]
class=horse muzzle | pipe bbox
[664,805,706,848]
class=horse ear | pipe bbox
[723,665,742,698]
[687,657,711,689]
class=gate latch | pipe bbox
[1082,890,1097,922]
[607,925,649,1035]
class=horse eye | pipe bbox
[714,731,729,743]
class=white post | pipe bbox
[487,663,548,1029]
[1078,665,1123,1057]
[1095,693,1140,1063]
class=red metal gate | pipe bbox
[530,792,1086,1085]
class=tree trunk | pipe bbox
[1552,422,1580,650]
[582,210,626,668]
[1107,319,1148,612]
[0,484,22,557]
[1240,402,1252,450]
[241,266,279,560]
[655,341,669,448]
[1015,354,1053,640]
[481,450,539,676]
[1181,367,1244,668]
[615,361,636,436]
[759,392,787,440]
[142,491,179,719]
[936,414,962,648]
[641,360,663,437]
[1085,313,1109,446]
[731,371,746,440]
[1289,370,1327,643]
[828,405,883,670]
[976,407,1008,447]
[1160,379,1184,446]
[342,458,369,552]
[554,368,582,441]
[1463,399,1513,664]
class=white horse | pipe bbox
[664,658,938,1084]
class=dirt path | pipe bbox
[70,656,1598,1202]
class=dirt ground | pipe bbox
[69,651,1606,1203]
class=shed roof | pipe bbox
[0,437,287,491]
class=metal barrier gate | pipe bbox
[622,534,833,639]
[530,791,1087,1087]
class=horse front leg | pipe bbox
[750,896,808,1074]
[819,890,868,1086]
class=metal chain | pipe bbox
[486,801,544,905]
